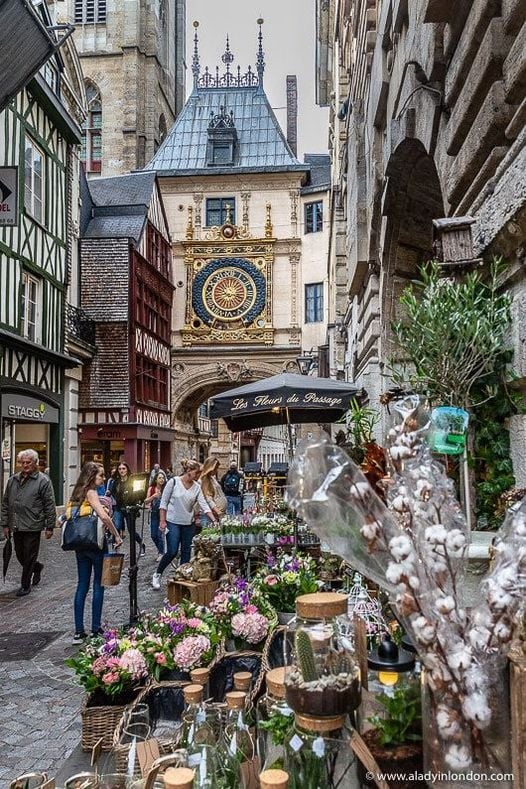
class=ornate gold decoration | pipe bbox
[265,203,273,238]
[241,191,251,230]
[186,206,194,240]
[289,188,300,237]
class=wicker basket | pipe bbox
[81,694,128,752]
[112,681,188,777]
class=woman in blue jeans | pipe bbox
[66,462,122,642]
[151,459,217,590]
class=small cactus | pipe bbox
[334,652,354,675]
[295,630,319,682]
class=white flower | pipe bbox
[350,481,372,499]
[412,616,436,645]
[493,620,512,643]
[464,665,486,693]
[424,524,448,545]
[445,529,467,556]
[462,691,491,729]
[415,479,433,499]
[408,575,420,590]
[486,583,512,612]
[389,446,413,460]
[436,705,461,738]
[428,554,448,575]
[447,645,472,671]
[435,595,456,616]
[468,626,491,651]
[386,563,405,586]
[389,535,413,561]
[445,744,471,770]
[494,566,517,591]
[360,520,381,541]
[392,494,410,512]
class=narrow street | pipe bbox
[0,525,163,784]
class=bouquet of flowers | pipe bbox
[136,600,219,679]
[253,550,319,612]
[65,628,149,701]
[209,577,276,644]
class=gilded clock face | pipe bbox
[203,267,257,321]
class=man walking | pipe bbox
[1,449,56,596]
[220,461,243,515]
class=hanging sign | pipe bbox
[428,406,469,455]
[2,437,10,462]
[0,166,18,226]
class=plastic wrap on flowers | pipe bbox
[287,395,524,781]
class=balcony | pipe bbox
[67,303,96,347]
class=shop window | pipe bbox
[74,0,107,23]
[205,197,235,227]
[81,83,102,173]
[21,272,42,342]
[304,200,323,233]
[24,137,44,224]
[305,282,323,323]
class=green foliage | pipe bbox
[368,682,422,747]
[295,629,319,682]
[259,708,294,747]
[391,260,511,408]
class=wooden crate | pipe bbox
[509,642,526,789]
[167,578,220,607]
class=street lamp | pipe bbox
[296,352,315,375]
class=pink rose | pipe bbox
[155,653,167,665]
[102,671,119,684]
[264,575,279,586]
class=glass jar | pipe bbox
[180,684,221,748]
[256,668,294,770]
[222,691,255,763]
[284,593,360,717]
[284,713,355,789]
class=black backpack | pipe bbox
[222,471,240,495]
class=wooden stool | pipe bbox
[166,578,220,607]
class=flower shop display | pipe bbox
[252,550,319,617]
[283,713,355,789]
[287,395,526,787]
[209,577,277,649]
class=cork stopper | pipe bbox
[233,671,252,691]
[163,767,195,788]
[266,667,286,699]
[183,684,204,704]
[190,667,210,685]
[226,691,246,709]
[296,592,348,619]
[260,768,289,788]
[295,712,346,733]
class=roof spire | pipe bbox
[192,21,200,90]
[222,34,234,86]
[256,18,265,88]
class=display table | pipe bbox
[166,578,220,607]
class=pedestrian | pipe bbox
[66,462,122,641]
[165,465,174,479]
[151,459,217,590]
[148,463,161,486]
[145,470,167,559]
[108,462,146,554]
[220,461,244,515]
[200,457,227,527]
[1,449,56,596]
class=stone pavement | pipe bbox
[0,519,167,785]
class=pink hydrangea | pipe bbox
[187,617,203,629]
[231,612,269,644]
[119,648,148,680]
[102,671,119,684]
[173,635,211,670]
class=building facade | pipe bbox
[143,25,331,468]
[55,0,186,177]
[78,172,175,471]
[317,0,526,480]
[0,5,85,503]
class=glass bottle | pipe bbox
[222,691,255,764]
[187,743,239,789]
[234,671,255,727]
[190,667,211,699]
[285,592,360,718]
[259,769,289,789]
[180,684,219,748]
[256,667,294,770]
[284,713,355,789]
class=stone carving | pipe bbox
[173,362,186,377]
[216,360,255,381]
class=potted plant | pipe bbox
[208,577,276,651]
[362,682,424,789]
[252,550,319,622]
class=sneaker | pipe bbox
[152,572,162,590]
[73,631,87,643]
[156,553,164,561]
[32,563,43,586]
[15,586,30,597]
[140,544,146,556]
[91,628,104,637]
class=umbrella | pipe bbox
[210,373,358,455]
[3,534,12,582]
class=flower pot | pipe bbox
[360,730,425,789]
[81,690,137,751]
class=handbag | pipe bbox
[61,505,104,552]
[101,552,125,586]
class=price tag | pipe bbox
[137,738,160,777]
[289,733,304,752]
[312,736,325,757]
[240,756,261,789]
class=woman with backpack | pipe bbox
[151,459,217,590]
[220,461,243,515]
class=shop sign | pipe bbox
[0,166,18,226]
[2,437,10,461]
[1,393,59,423]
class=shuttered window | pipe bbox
[74,0,106,23]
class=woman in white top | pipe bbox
[200,457,227,527]
[151,459,216,589]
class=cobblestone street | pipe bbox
[0,523,164,784]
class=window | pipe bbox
[21,273,41,342]
[24,137,44,224]
[305,283,324,323]
[81,84,102,173]
[205,197,235,227]
[42,60,59,95]
[74,0,106,23]
[211,142,232,165]
[305,200,323,233]
[135,358,169,407]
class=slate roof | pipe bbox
[301,154,331,195]
[144,87,308,176]
[82,172,157,243]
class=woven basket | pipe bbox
[81,695,128,752]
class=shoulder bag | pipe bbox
[61,504,104,551]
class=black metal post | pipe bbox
[123,506,140,624]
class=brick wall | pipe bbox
[80,239,130,320]
[79,322,130,408]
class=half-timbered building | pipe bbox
[0,8,84,502]
[78,172,175,471]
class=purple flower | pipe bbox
[169,621,186,636]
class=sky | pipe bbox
[185,0,329,159]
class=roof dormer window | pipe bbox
[206,106,237,167]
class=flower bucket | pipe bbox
[81,690,139,751]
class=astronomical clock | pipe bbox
[182,211,274,346]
